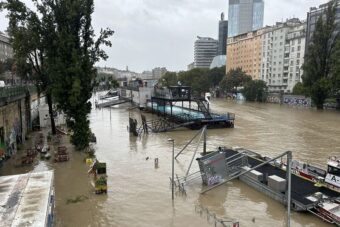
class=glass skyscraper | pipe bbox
[228,0,264,37]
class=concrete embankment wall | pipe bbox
[0,87,45,162]
[267,93,311,108]
[0,98,29,158]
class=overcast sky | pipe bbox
[0,0,329,72]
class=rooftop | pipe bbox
[0,171,54,227]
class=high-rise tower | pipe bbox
[194,37,218,68]
[218,12,228,55]
[228,0,264,37]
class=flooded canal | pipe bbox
[1,99,340,227]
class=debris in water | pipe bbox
[66,195,89,204]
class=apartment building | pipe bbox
[226,29,264,80]
[261,19,306,93]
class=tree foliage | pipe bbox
[242,80,267,102]
[208,66,225,88]
[292,82,305,95]
[2,0,58,133]
[159,72,178,87]
[302,0,339,109]
[158,66,225,96]
[51,0,114,150]
[219,68,252,93]
[0,58,15,75]
[178,68,210,96]
[331,34,340,96]
[2,0,113,149]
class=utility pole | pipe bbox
[286,151,292,227]
[168,138,175,200]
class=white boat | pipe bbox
[291,157,340,193]
[99,90,119,100]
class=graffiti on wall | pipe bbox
[283,96,311,107]
[267,95,281,104]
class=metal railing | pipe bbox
[195,205,239,227]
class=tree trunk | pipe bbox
[46,92,57,135]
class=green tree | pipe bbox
[178,68,210,96]
[243,80,267,102]
[0,60,5,75]
[302,0,339,109]
[207,66,225,88]
[51,0,113,150]
[219,68,252,93]
[159,72,178,87]
[2,0,58,134]
[331,34,340,96]
[292,82,305,95]
[108,77,119,89]
[158,67,225,95]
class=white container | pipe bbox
[268,175,286,192]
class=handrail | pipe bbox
[0,85,35,99]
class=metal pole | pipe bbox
[168,138,175,200]
[203,126,207,155]
[286,151,292,227]
[185,126,206,179]
[175,127,203,159]
[172,140,175,200]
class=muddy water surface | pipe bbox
[1,99,340,227]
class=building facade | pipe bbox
[152,67,167,79]
[306,1,340,54]
[194,36,218,68]
[0,33,13,62]
[218,13,228,55]
[226,29,264,80]
[260,19,306,93]
[228,0,264,37]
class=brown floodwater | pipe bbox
[1,99,340,227]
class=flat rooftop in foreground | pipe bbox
[0,171,54,227]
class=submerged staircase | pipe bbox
[225,152,249,178]
[195,99,212,119]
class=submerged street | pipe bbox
[1,99,340,227]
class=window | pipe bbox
[297,53,300,58]
[296,60,300,65]
[298,46,301,51]
[328,166,340,176]
[298,38,301,44]
[291,47,295,52]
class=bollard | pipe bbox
[154,158,159,169]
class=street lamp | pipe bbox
[168,138,175,200]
